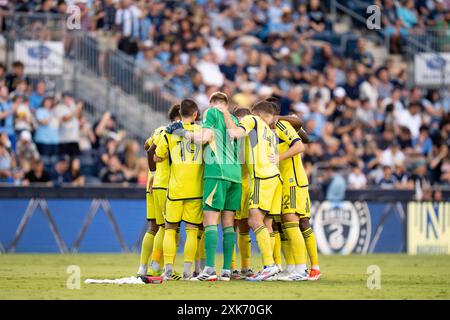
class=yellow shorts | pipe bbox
[235,187,249,220]
[146,192,155,220]
[282,185,311,218]
[153,188,167,226]
[249,176,282,216]
[165,198,203,225]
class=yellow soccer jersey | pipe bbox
[150,126,170,189]
[238,115,280,179]
[155,122,203,200]
[276,120,309,187]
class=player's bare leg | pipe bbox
[300,217,321,280]
[137,220,158,276]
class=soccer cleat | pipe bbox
[192,271,200,278]
[163,270,182,281]
[308,269,321,281]
[219,270,231,281]
[246,265,279,281]
[231,270,242,280]
[137,264,147,277]
[265,270,288,281]
[190,269,218,282]
[277,272,308,281]
[240,268,255,279]
[182,272,192,281]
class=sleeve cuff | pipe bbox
[289,138,301,147]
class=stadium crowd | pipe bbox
[0,0,449,189]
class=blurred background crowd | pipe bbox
[0,0,449,191]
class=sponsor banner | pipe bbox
[414,53,450,86]
[407,202,450,255]
[0,198,414,253]
[14,41,64,75]
[311,201,406,254]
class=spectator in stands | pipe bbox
[78,113,96,153]
[53,92,81,158]
[100,155,127,183]
[0,137,14,183]
[16,130,39,173]
[69,157,85,186]
[13,96,34,137]
[348,164,367,189]
[29,81,47,110]
[34,96,59,169]
[22,159,51,185]
[377,165,398,189]
[393,161,410,187]
[0,85,16,147]
[93,111,124,149]
[395,102,422,139]
[115,0,140,56]
[413,125,433,156]
[380,140,406,167]
[120,139,139,182]
[51,156,72,186]
[428,142,448,185]
[5,61,29,92]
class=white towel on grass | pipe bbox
[85,276,145,284]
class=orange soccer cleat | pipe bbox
[308,269,321,281]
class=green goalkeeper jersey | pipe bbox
[202,107,242,183]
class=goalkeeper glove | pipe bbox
[166,121,185,136]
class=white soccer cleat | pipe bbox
[247,265,279,281]
[190,269,217,282]
[219,270,231,281]
[277,272,308,281]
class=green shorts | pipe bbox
[203,178,242,212]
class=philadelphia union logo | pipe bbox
[311,201,371,254]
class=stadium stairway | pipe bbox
[61,57,168,144]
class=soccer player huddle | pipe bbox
[137,92,321,282]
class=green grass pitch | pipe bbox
[1,253,449,300]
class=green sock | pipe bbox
[205,225,218,268]
[222,226,236,271]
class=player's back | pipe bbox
[276,120,308,187]
[239,115,280,180]
[157,122,203,200]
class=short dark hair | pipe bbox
[180,99,199,117]
[209,92,228,105]
[251,100,276,115]
[265,96,281,115]
[168,104,181,121]
[232,107,251,118]
[12,61,24,69]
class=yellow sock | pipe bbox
[151,227,165,265]
[273,231,282,266]
[196,229,204,260]
[139,231,155,265]
[270,232,275,252]
[280,227,295,265]
[231,244,237,270]
[284,222,306,265]
[302,227,320,267]
[255,226,274,266]
[238,232,251,269]
[184,227,198,263]
[163,228,177,266]
[199,231,206,260]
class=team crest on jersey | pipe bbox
[311,201,371,254]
